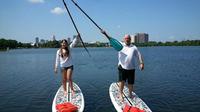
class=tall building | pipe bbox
[67,37,71,44]
[52,35,56,41]
[35,37,39,47]
[40,39,45,44]
[134,33,149,43]
[73,35,76,40]
[73,35,81,43]
[73,35,81,46]
[130,35,135,43]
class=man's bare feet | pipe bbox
[129,94,135,99]
[118,93,124,102]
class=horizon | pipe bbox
[0,0,200,43]
[1,36,199,44]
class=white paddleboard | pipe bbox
[52,82,84,112]
[109,82,152,112]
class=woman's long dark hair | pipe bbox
[60,39,69,58]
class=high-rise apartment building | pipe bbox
[134,33,149,43]
[67,37,71,43]
[52,35,56,41]
[35,37,39,47]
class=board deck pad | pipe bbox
[109,82,152,112]
[52,82,84,112]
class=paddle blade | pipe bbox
[109,37,123,51]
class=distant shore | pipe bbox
[1,38,200,50]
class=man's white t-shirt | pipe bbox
[118,43,142,70]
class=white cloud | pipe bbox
[51,7,66,15]
[28,0,45,4]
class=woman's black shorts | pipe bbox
[61,65,74,72]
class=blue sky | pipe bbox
[0,0,200,43]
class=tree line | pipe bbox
[1,38,200,50]
[0,38,60,50]
[0,38,32,50]
[135,40,200,47]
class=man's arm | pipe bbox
[135,48,144,70]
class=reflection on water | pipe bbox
[0,47,200,112]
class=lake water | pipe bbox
[0,47,200,112]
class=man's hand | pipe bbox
[54,68,58,74]
[140,63,144,71]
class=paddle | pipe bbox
[71,0,123,51]
[62,0,91,56]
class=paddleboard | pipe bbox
[109,82,152,112]
[52,82,84,112]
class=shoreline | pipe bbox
[1,45,199,52]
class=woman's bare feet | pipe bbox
[71,90,75,96]
[64,91,67,96]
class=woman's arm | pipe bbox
[69,34,80,48]
[54,50,60,73]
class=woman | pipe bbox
[54,35,79,96]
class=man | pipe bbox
[101,30,144,100]
[118,34,144,100]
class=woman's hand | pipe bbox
[101,30,106,35]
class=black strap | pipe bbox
[68,83,70,102]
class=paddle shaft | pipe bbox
[71,0,123,51]
[71,0,111,40]
[62,0,91,57]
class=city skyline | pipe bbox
[33,33,149,45]
[0,0,200,43]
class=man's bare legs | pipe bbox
[119,81,125,101]
[128,84,134,98]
